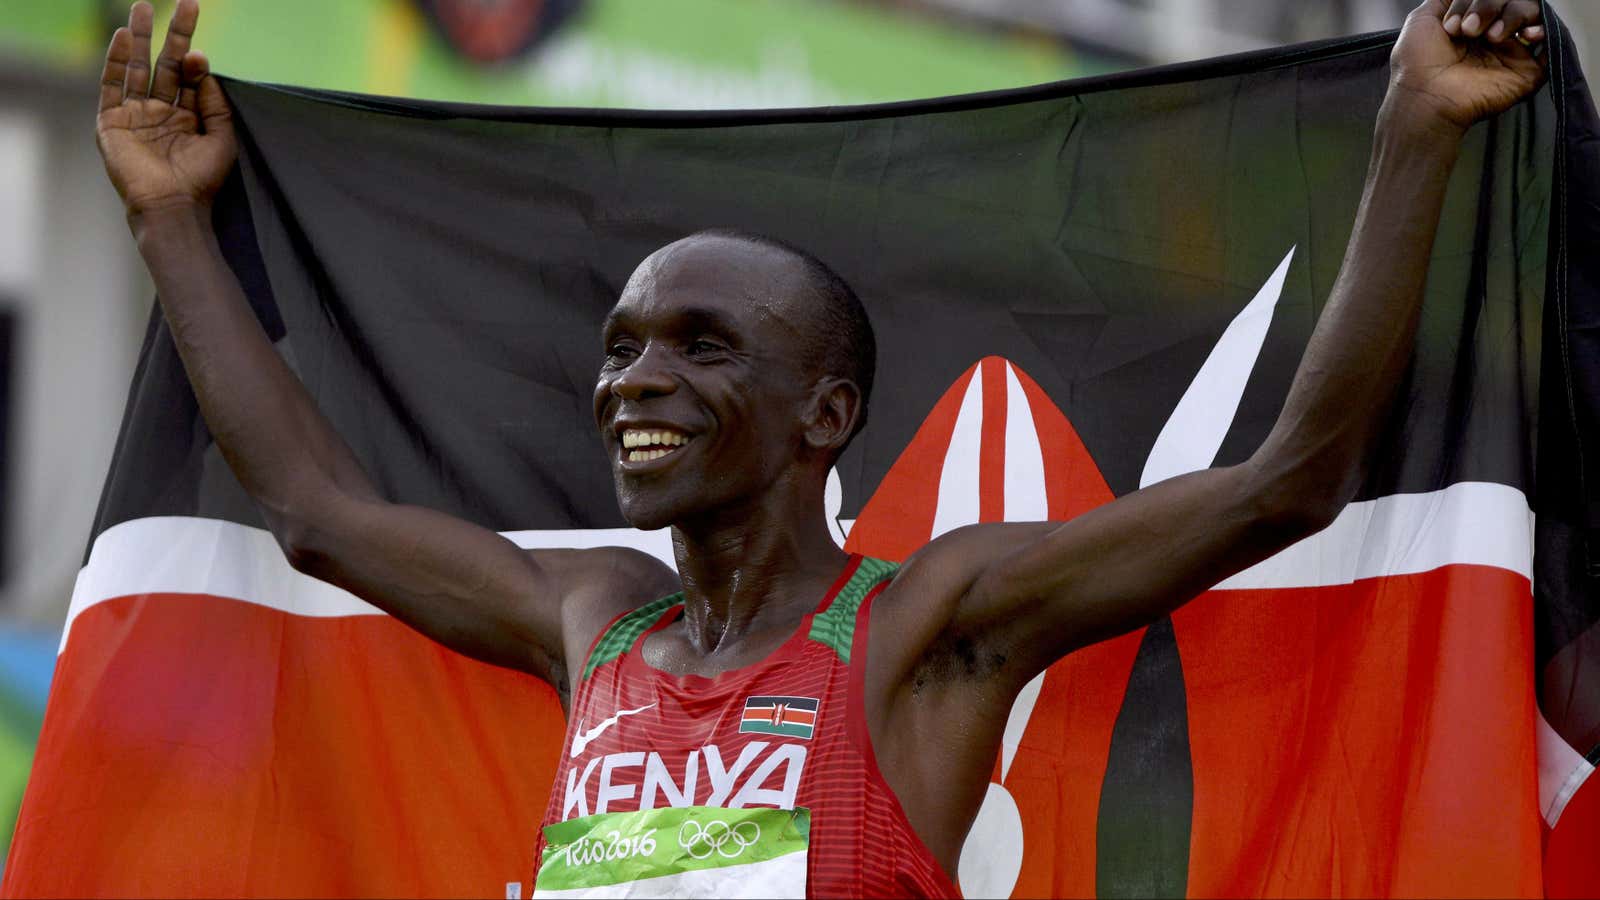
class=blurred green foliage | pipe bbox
[2,0,1113,107]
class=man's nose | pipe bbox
[610,345,678,401]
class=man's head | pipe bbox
[592,229,875,531]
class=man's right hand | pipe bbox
[97,0,671,693]
[98,0,236,220]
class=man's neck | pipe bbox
[669,480,848,656]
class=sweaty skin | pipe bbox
[97,0,1546,878]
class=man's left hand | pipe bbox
[1389,0,1547,134]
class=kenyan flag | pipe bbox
[4,6,1599,898]
[739,696,819,740]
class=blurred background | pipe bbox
[0,0,1593,869]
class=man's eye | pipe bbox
[606,343,638,361]
[687,339,724,356]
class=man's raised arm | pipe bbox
[96,0,670,689]
[879,0,1548,695]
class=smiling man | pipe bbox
[95,0,1547,895]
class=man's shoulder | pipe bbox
[527,544,679,606]
[532,545,679,646]
[531,545,681,696]
[866,521,1062,684]
[875,521,1057,610]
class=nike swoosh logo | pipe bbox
[569,702,657,758]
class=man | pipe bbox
[95,0,1546,895]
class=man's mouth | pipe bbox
[620,428,691,463]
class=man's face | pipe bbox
[593,235,816,531]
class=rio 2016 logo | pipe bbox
[554,829,658,868]
[677,819,761,861]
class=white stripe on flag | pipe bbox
[929,369,985,540]
[1537,709,1596,827]
[1212,480,1532,591]
[60,516,672,654]
[61,481,1530,655]
[1140,247,1296,489]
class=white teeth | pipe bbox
[621,429,689,449]
[625,446,680,463]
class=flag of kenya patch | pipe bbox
[739,696,819,740]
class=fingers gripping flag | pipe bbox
[7,9,1600,899]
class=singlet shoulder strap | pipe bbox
[580,592,682,684]
[807,556,898,663]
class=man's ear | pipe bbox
[802,377,862,454]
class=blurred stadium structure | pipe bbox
[0,0,1593,872]
[887,0,1591,63]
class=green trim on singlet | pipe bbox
[581,593,682,683]
[807,557,898,663]
[579,556,899,681]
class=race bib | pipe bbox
[534,806,809,899]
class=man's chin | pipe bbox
[614,477,743,532]
[620,508,675,532]
[615,494,681,532]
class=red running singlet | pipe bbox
[534,555,960,898]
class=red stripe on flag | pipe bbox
[1004,626,1145,899]
[1181,565,1538,896]
[1001,565,1540,898]
[741,708,816,725]
[3,593,562,899]
[1546,770,1600,898]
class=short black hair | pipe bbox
[693,228,876,445]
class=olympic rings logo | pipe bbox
[676,818,761,860]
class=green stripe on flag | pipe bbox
[738,720,813,739]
